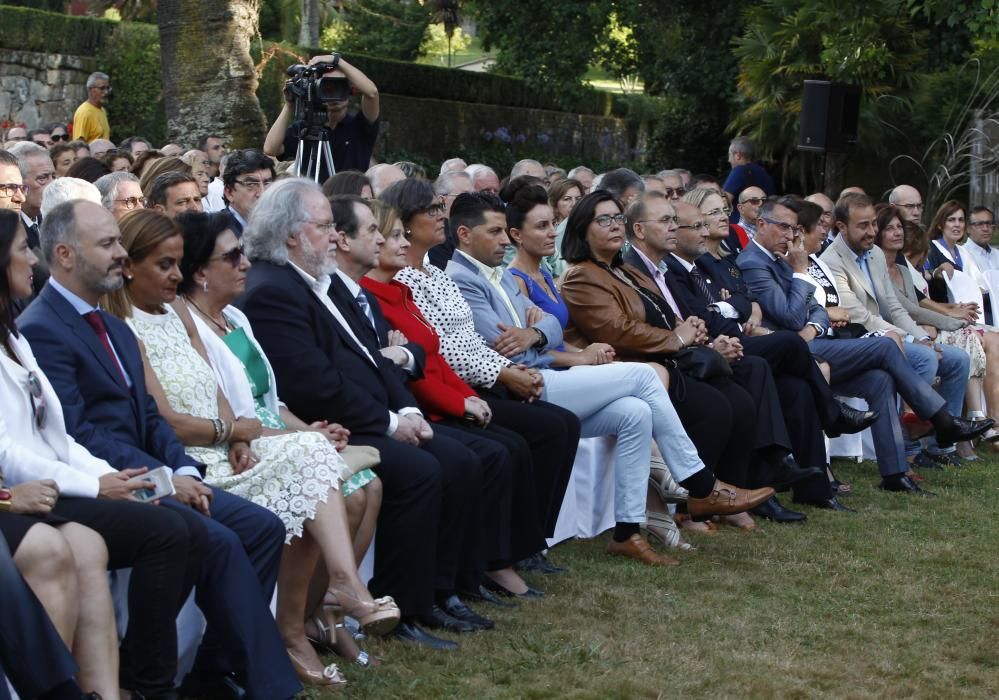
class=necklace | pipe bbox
[184,296,230,334]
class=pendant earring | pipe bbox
[202,281,208,292]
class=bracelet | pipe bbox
[676,332,687,348]
[223,420,235,443]
[210,418,223,445]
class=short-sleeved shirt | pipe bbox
[280,112,379,182]
[72,101,110,143]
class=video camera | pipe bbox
[285,62,351,125]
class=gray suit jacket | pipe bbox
[819,235,923,338]
[736,239,829,332]
[445,251,563,370]
[890,258,965,331]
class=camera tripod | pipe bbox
[292,122,336,182]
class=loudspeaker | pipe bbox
[798,80,861,153]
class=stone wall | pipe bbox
[376,94,643,167]
[0,48,95,131]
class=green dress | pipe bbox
[222,322,377,498]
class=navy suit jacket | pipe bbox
[236,260,419,435]
[225,206,244,237]
[18,283,202,473]
[736,240,830,333]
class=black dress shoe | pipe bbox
[794,496,856,512]
[770,455,826,491]
[879,473,935,496]
[439,594,495,630]
[483,577,544,599]
[912,451,945,471]
[517,552,567,574]
[459,584,519,608]
[826,402,880,437]
[935,415,995,447]
[418,605,476,633]
[751,495,807,523]
[390,619,459,650]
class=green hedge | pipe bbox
[0,5,118,56]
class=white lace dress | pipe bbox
[128,305,347,542]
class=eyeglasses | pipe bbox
[0,183,27,197]
[50,134,69,142]
[114,196,147,210]
[971,220,996,230]
[664,187,686,198]
[27,371,46,429]
[762,217,803,236]
[739,197,765,206]
[420,199,447,217]
[210,244,244,267]
[637,215,680,226]
[897,202,923,211]
[676,222,707,232]
[305,219,338,233]
[234,178,273,192]
[593,213,627,228]
[703,207,732,218]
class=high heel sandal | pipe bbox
[643,511,696,551]
[306,614,381,668]
[287,647,347,688]
[648,463,689,504]
[324,585,400,636]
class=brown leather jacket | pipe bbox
[560,259,685,361]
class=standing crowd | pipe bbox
[0,58,996,700]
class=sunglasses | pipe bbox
[210,244,244,267]
[27,371,46,429]
[664,187,686,198]
[50,134,70,142]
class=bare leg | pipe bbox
[13,523,78,647]
[303,488,374,603]
[58,523,119,699]
[352,478,381,565]
[484,567,529,594]
[817,360,831,384]
[277,531,329,673]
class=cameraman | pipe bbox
[263,52,379,182]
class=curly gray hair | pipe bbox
[243,177,319,265]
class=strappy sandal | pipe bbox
[306,615,381,668]
[648,464,688,504]
[287,647,346,688]
[643,511,696,551]
[324,586,400,636]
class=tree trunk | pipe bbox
[158,0,267,149]
[299,0,320,48]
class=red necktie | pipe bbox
[83,311,127,385]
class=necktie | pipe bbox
[26,222,40,250]
[83,311,127,385]
[690,266,717,304]
[355,289,375,330]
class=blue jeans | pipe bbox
[904,341,970,454]
[541,362,703,523]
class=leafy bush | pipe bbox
[96,22,167,144]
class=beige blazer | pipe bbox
[819,235,924,338]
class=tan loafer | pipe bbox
[687,480,774,518]
[606,533,680,567]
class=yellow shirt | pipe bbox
[72,101,110,142]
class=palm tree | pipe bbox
[430,0,461,68]
[157,0,268,147]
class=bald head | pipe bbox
[736,186,766,224]
[366,163,406,197]
[805,192,835,235]
[888,184,924,222]
[673,201,708,261]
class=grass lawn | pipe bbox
[307,455,998,698]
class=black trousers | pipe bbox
[478,391,581,537]
[351,431,480,618]
[742,332,834,500]
[438,417,545,570]
[52,497,205,696]
[668,368,756,486]
[0,535,78,700]
[433,422,514,591]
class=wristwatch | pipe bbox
[531,327,547,350]
[0,488,12,512]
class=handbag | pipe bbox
[671,345,733,380]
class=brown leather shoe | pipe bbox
[606,533,680,567]
[687,480,774,518]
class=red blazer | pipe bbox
[361,276,475,421]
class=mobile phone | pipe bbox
[128,466,176,503]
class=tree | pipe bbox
[469,0,610,100]
[299,0,320,46]
[336,0,432,62]
[731,0,926,193]
[157,0,267,147]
